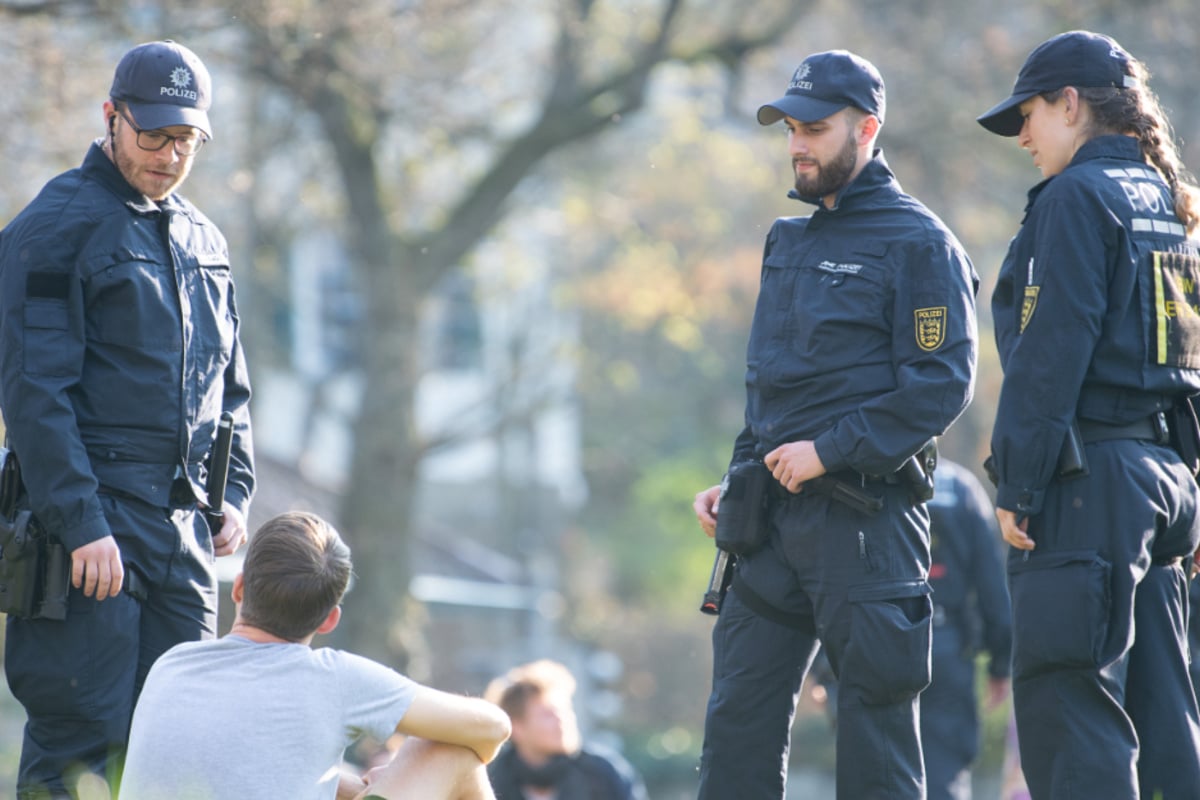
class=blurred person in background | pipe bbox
[978,29,1200,799]
[485,659,647,800]
[0,40,254,798]
[998,709,1031,800]
[921,459,1011,800]
[1191,578,1200,697]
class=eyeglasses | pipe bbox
[118,107,207,156]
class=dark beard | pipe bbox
[794,129,859,198]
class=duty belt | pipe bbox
[1077,412,1169,445]
[801,472,887,515]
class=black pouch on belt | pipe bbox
[0,510,41,618]
[1056,419,1089,480]
[714,461,772,555]
[1168,398,1200,478]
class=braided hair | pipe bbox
[1045,58,1200,235]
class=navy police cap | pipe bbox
[978,30,1137,137]
[110,40,213,139]
[757,50,886,126]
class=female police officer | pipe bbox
[978,30,1200,799]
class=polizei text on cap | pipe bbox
[160,86,198,101]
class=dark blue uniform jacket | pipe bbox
[488,744,648,800]
[0,142,254,551]
[732,150,977,474]
[991,135,1200,516]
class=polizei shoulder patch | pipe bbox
[1021,286,1040,333]
[914,306,947,351]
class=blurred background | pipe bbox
[0,0,1196,796]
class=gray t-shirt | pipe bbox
[119,635,417,800]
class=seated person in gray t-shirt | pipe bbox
[119,511,511,800]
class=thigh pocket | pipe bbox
[1009,548,1110,675]
[4,592,138,718]
[841,581,932,705]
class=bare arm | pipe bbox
[395,686,511,764]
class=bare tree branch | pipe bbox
[0,0,78,15]
[421,0,799,277]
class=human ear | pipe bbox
[315,605,342,635]
[1062,87,1080,121]
[859,113,880,145]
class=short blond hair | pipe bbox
[485,659,577,721]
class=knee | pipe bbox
[358,738,486,799]
[396,738,480,769]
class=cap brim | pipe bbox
[757,95,848,126]
[124,101,212,140]
[976,90,1038,137]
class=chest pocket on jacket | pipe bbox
[187,257,236,359]
[793,256,889,352]
[1149,250,1200,369]
[83,256,182,351]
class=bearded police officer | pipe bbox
[693,50,978,799]
[0,41,254,797]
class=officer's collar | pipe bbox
[1022,135,1144,214]
[1070,133,1142,165]
[788,148,896,211]
[81,139,175,216]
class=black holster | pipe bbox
[804,475,885,514]
[1056,419,1089,479]
[983,424,1088,490]
[900,439,938,503]
[0,510,67,620]
[0,449,68,620]
[0,510,40,617]
[1168,399,1200,478]
[806,440,938,514]
[714,461,772,555]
